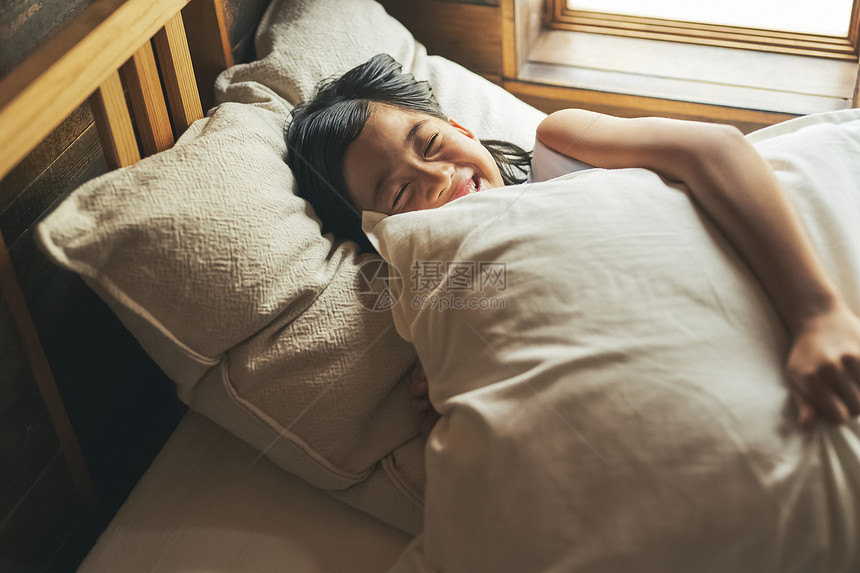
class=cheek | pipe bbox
[467,140,493,168]
[478,146,503,184]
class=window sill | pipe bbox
[507,29,858,129]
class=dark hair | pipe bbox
[285,53,532,252]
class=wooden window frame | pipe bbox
[550,0,860,61]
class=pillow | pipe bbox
[252,0,545,150]
[365,110,860,571]
[36,0,546,534]
[247,0,545,518]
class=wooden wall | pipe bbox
[0,1,269,570]
[380,0,503,84]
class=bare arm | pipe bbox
[537,109,860,427]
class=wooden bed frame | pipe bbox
[0,0,269,568]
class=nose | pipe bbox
[412,160,453,203]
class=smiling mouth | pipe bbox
[450,174,481,203]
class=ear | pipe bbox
[448,117,477,140]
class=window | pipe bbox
[501,0,859,128]
[552,0,860,60]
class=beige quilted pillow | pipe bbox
[36,92,424,532]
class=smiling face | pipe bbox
[343,103,504,215]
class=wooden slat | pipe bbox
[854,63,860,107]
[0,0,192,181]
[181,0,233,113]
[0,230,99,519]
[222,0,273,64]
[154,12,204,135]
[89,72,140,169]
[121,40,175,155]
[851,0,860,47]
[500,0,517,78]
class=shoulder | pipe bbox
[528,135,594,183]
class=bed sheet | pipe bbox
[77,410,411,573]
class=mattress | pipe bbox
[77,410,412,572]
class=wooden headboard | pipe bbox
[0,0,268,569]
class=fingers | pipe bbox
[789,362,860,428]
[810,366,850,424]
[790,388,817,431]
[408,386,440,437]
[831,363,860,418]
[783,304,860,428]
[842,356,860,414]
[410,363,429,398]
[412,375,429,399]
[847,355,860,385]
[409,359,425,379]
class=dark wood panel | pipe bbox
[1,119,106,247]
[0,300,27,412]
[380,0,502,76]
[0,451,84,573]
[2,235,186,568]
[0,0,99,79]
[0,103,93,212]
[0,376,58,524]
[8,234,187,511]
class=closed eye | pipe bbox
[425,133,439,157]
[392,183,408,209]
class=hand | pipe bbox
[786,301,860,430]
[408,361,441,438]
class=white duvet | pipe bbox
[362,110,860,573]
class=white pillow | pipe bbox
[366,110,860,571]
[253,0,545,149]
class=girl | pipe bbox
[286,53,860,435]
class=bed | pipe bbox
[75,410,411,572]
[3,0,860,571]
